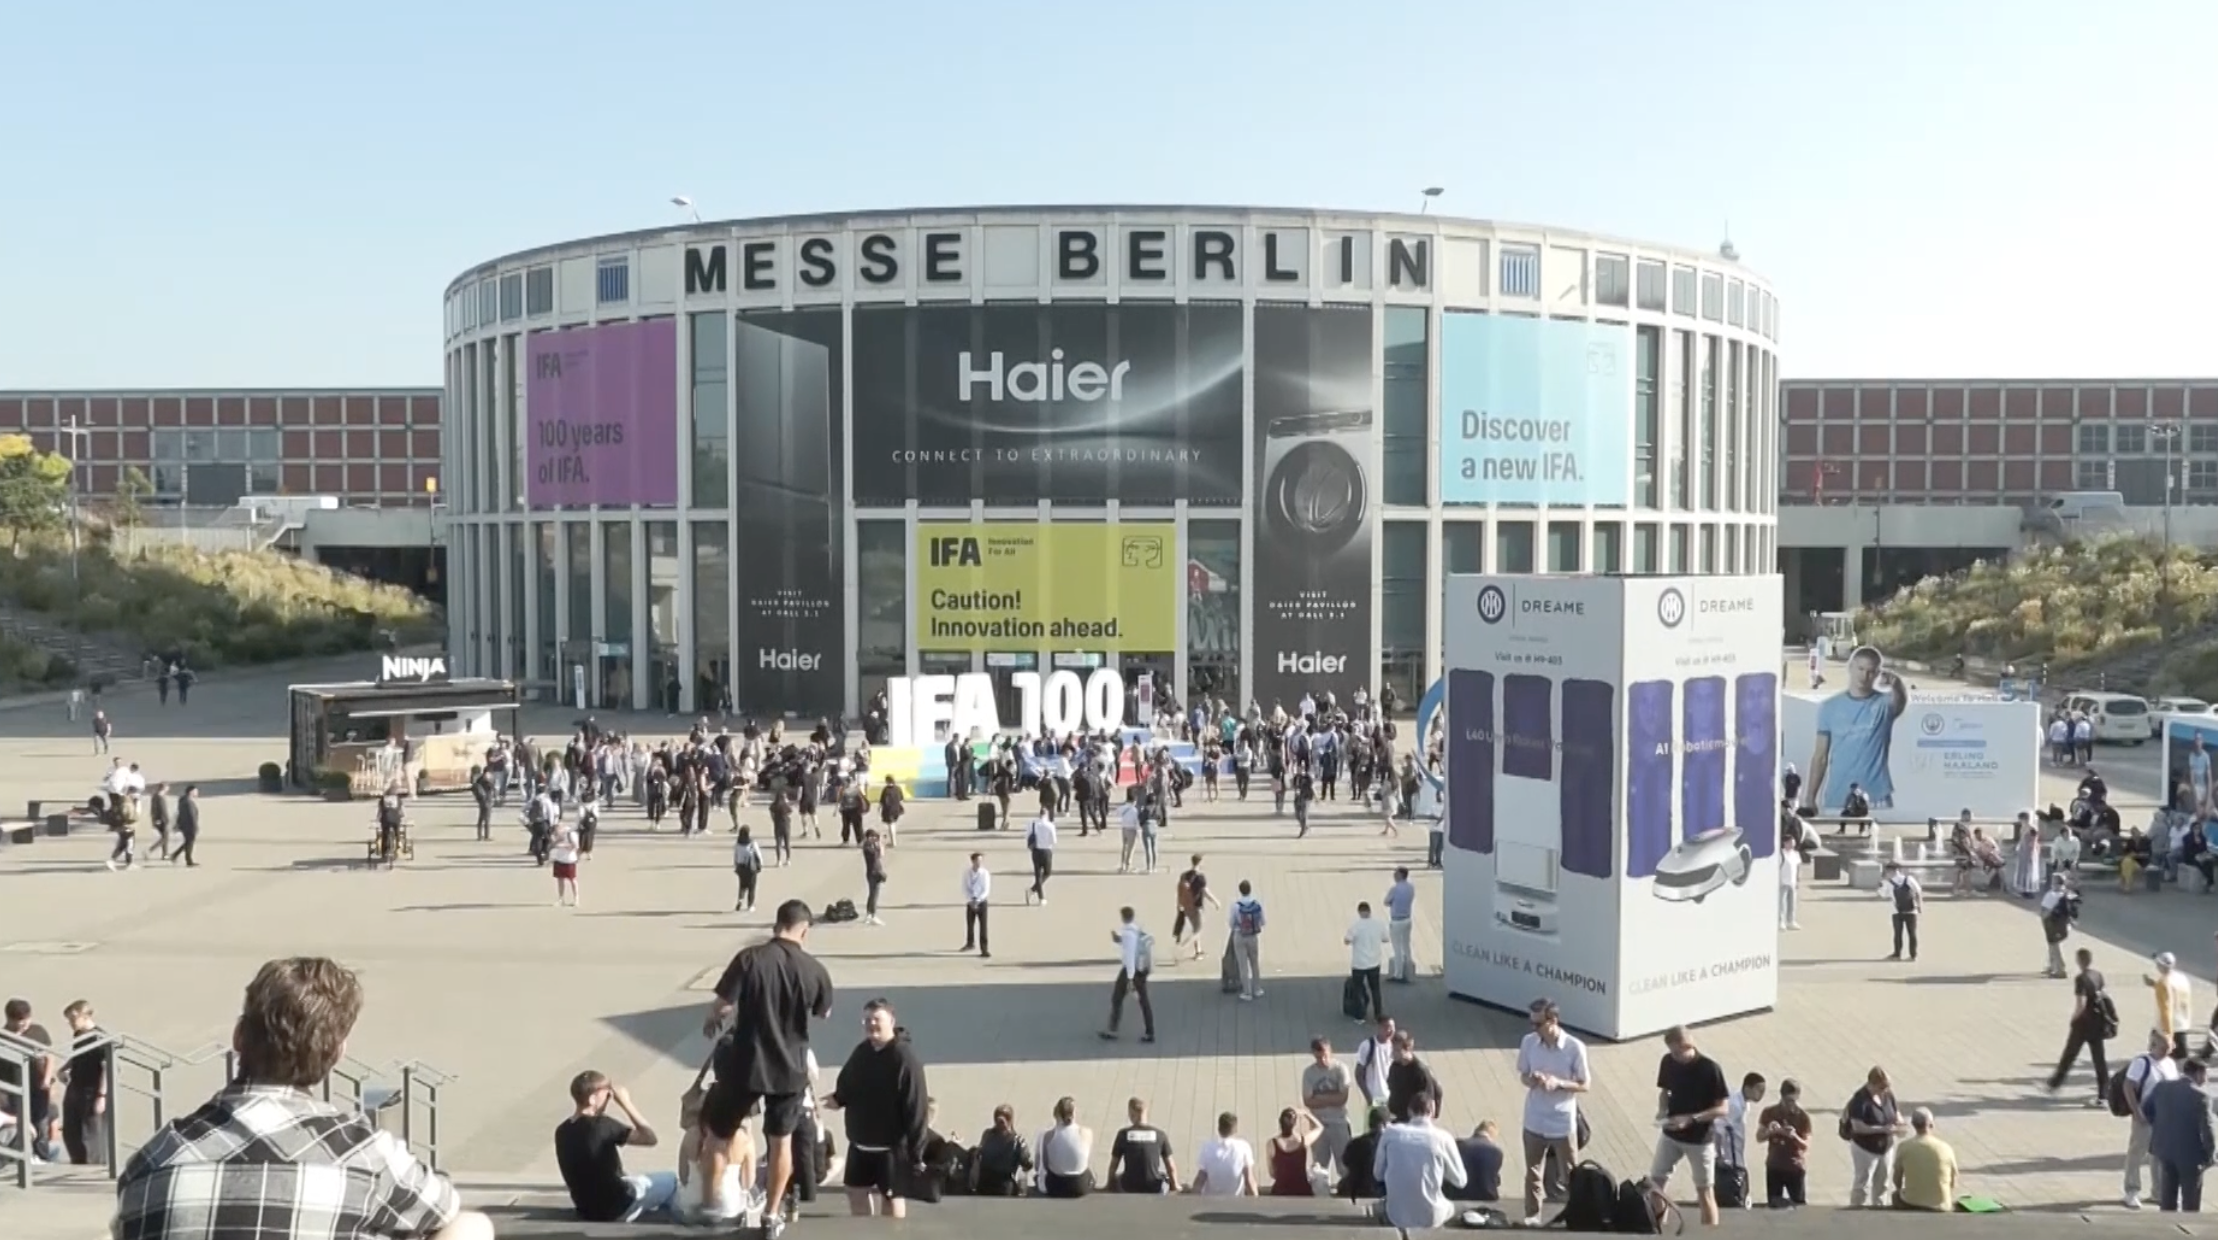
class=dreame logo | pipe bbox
[957,350,1131,403]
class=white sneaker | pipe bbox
[104,858,118,872]
[2122,1195,2142,1210]
[867,915,884,926]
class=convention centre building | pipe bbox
[439,206,1781,718]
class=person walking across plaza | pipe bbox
[1383,866,1417,984]
[1173,854,1220,962]
[2048,947,2116,1102]
[1880,861,1923,961]
[1229,880,1267,1001]
[1101,906,1156,1043]
[171,784,201,867]
[733,825,764,913]
[1025,809,1057,905]
[1344,902,1390,1023]
[697,899,835,1232]
[961,852,991,957]
[860,829,888,926]
[1515,999,1589,1221]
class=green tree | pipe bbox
[0,434,71,548]
[113,465,152,529]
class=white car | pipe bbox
[2059,692,2153,745]
[2147,696,2214,740]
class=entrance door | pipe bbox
[986,652,1039,735]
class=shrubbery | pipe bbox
[0,634,76,692]
[0,534,439,669]
[1855,536,2218,670]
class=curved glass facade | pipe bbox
[442,209,1779,716]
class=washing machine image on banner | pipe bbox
[1680,677,1728,838]
[1558,678,1616,879]
[1446,669,1495,854]
[1626,680,1676,879]
[1501,674,1555,782]
[1736,673,1780,859]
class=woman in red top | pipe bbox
[1266,1108,1323,1195]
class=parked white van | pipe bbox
[2059,691,2152,744]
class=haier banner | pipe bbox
[1781,661,2041,825]
[1442,574,1784,1041]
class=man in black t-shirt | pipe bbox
[555,1070,671,1222]
[1106,1096,1182,1193]
[699,899,834,1235]
[2048,947,2112,1100]
[1650,1025,1729,1226]
[0,999,55,1160]
[59,1000,107,1165]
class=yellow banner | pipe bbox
[916,523,1178,653]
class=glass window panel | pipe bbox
[247,462,279,494]
[536,524,558,683]
[1699,338,1718,510]
[2190,424,2218,455]
[691,312,730,508]
[603,521,633,645]
[184,431,214,460]
[1635,260,1667,312]
[1671,267,1698,317]
[2189,461,2218,491]
[1726,280,1745,327]
[153,429,184,459]
[1383,306,1429,507]
[1443,522,1485,574]
[1700,273,1724,322]
[1496,521,1535,574]
[248,428,279,462]
[1593,522,1623,573]
[1380,522,1427,708]
[566,523,593,644]
[1186,519,1240,706]
[526,267,554,316]
[2115,423,2148,454]
[1669,525,1690,573]
[647,522,680,710]
[858,519,908,703]
[692,522,730,711]
[1633,523,1659,573]
[1546,521,1582,572]
[1634,327,1659,509]
[1700,525,1718,574]
[1595,253,1631,307]
[2074,461,2109,489]
[215,429,247,461]
[1669,331,1690,508]
[2076,424,2109,454]
[596,257,630,305]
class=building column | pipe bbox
[1841,544,1865,611]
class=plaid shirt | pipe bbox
[113,1084,460,1240]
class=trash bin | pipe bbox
[976,802,997,832]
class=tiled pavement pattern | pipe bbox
[0,657,2206,1237]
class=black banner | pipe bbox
[1250,304,1377,712]
[850,302,1243,506]
[732,309,845,718]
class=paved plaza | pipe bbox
[0,658,2210,1236]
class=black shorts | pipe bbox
[701,1077,805,1140]
[844,1145,899,1194]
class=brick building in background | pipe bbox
[1781,379,2218,506]
[0,389,442,509]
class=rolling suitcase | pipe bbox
[976,802,997,832]
[1342,975,1368,1020]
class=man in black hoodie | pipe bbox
[823,998,931,1219]
[1384,1030,1444,1122]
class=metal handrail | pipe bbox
[395,1060,459,1171]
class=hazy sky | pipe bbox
[6,0,2211,388]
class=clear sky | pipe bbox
[6,0,2211,389]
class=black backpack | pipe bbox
[2108,1055,2150,1117]
[1555,1162,1621,1231]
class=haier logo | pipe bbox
[1476,585,1508,624]
[1656,588,1687,629]
[380,655,448,682]
[1277,651,1347,675]
[760,649,822,672]
[957,350,1132,403]
[928,537,982,567]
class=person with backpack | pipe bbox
[2120,1027,2183,1210]
[2040,873,2081,977]
[1228,882,1267,1001]
[733,826,764,913]
[2055,949,2123,1090]
[1840,1065,1907,1208]
[1100,906,1156,1042]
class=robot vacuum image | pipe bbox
[1651,828,1753,904]
[1494,886,1561,935]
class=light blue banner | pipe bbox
[1438,315,1633,506]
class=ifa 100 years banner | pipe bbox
[526,320,680,508]
[1442,574,1782,1040]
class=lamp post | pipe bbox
[56,417,92,583]
[670,195,700,223]
[1419,187,1444,214]
[2151,421,2179,626]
